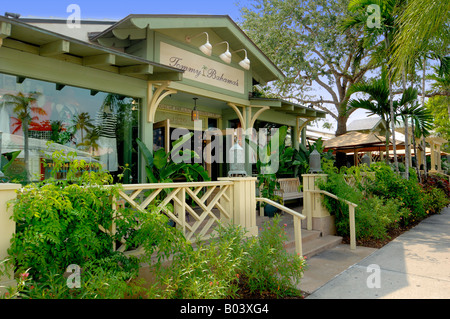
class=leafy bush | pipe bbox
[319,162,449,242]
[366,163,426,223]
[240,216,307,298]
[152,224,246,299]
[8,152,123,279]
[6,150,148,298]
[422,186,450,215]
[421,174,450,198]
[5,150,308,299]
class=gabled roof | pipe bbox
[90,14,285,85]
[347,116,383,132]
[323,131,386,150]
[0,15,183,81]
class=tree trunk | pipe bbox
[411,119,421,183]
[386,34,399,172]
[404,118,410,179]
[384,120,390,164]
[389,77,399,172]
[402,71,410,180]
[421,57,428,178]
[335,115,348,136]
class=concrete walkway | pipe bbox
[305,206,450,299]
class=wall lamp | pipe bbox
[216,41,232,64]
[185,32,212,56]
[185,33,251,70]
[232,49,251,70]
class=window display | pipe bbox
[0,73,139,183]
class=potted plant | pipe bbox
[257,172,283,217]
[246,127,286,217]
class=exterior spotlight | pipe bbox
[232,49,250,70]
[216,41,232,64]
[186,32,212,56]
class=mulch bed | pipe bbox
[341,219,423,249]
[233,275,306,299]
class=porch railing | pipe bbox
[256,197,306,257]
[303,189,357,250]
[111,181,235,256]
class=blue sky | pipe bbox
[2,0,250,22]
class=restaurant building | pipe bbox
[0,13,326,183]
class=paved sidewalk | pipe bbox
[306,206,450,299]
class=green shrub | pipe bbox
[6,150,146,298]
[153,223,247,299]
[145,217,307,299]
[422,186,450,215]
[8,161,121,278]
[240,216,307,298]
[5,150,308,299]
[366,163,426,223]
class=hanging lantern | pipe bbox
[309,149,322,173]
[361,153,371,167]
[191,97,199,121]
[228,136,247,177]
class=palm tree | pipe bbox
[72,112,94,148]
[390,0,450,75]
[347,70,419,165]
[343,0,406,171]
[398,98,434,179]
[3,92,45,182]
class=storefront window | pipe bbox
[0,73,139,184]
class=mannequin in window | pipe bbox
[96,104,118,172]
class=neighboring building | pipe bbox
[0,14,326,183]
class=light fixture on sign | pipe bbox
[191,97,199,121]
[232,49,250,70]
[185,32,212,56]
[216,41,232,64]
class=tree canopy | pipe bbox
[239,0,376,135]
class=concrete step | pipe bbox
[286,235,343,259]
[283,229,321,249]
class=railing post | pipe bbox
[307,191,313,230]
[111,194,117,252]
[302,174,333,235]
[0,183,21,293]
[174,187,186,235]
[294,215,303,257]
[349,204,356,250]
[218,177,258,237]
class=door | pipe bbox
[153,119,170,152]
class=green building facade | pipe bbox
[0,14,325,184]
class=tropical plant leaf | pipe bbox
[136,138,153,168]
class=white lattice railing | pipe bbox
[111,181,235,255]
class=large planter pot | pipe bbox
[264,204,278,218]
